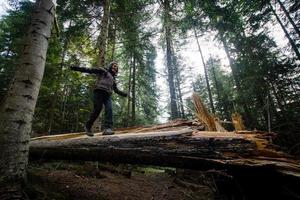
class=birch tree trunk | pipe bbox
[0,0,56,197]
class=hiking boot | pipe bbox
[103,128,115,135]
[84,125,94,137]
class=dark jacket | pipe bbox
[70,66,127,97]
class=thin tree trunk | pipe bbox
[175,74,185,118]
[125,59,133,127]
[269,81,286,113]
[210,59,223,117]
[257,92,270,129]
[61,84,68,126]
[178,82,185,118]
[48,97,56,134]
[268,91,282,126]
[48,38,69,134]
[269,2,300,60]
[172,59,185,118]
[163,0,179,119]
[267,94,271,133]
[75,103,79,132]
[0,0,55,197]
[193,27,215,114]
[276,0,300,39]
[170,40,185,119]
[131,56,136,124]
[268,81,294,130]
[110,22,117,61]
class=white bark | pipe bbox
[0,0,56,185]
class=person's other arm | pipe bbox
[70,66,107,74]
[113,82,128,97]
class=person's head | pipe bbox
[108,61,118,75]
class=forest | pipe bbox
[0,0,299,199]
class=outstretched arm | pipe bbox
[113,82,128,97]
[70,66,107,74]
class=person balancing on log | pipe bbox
[70,61,128,136]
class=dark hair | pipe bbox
[108,61,118,74]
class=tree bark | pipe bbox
[0,0,56,196]
[29,128,300,179]
[29,129,254,163]
[163,0,179,119]
[170,44,185,118]
[176,75,185,118]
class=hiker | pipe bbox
[70,61,127,136]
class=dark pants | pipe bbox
[86,89,113,130]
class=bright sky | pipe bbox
[0,1,10,17]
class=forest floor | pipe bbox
[26,161,214,200]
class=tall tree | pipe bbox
[131,55,136,122]
[162,0,179,119]
[98,0,111,67]
[0,0,56,197]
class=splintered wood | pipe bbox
[192,93,217,131]
[232,112,246,131]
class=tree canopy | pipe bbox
[0,0,299,146]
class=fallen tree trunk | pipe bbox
[29,127,300,177]
[29,120,300,199]
[30,128,254,168]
